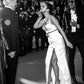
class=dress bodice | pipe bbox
[43,18,57,33]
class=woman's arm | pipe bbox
[33,16,42,28]
[51,16,73,48]
[33,12,45,29]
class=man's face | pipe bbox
[68,0,76,9]
[11,0,17,10]
[13,0,17,7]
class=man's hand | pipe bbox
[70,21,77,27]
[8,51,16,58]
[76,24,80,29]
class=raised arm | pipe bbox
[33,17,43,28]
[33,11,44,28]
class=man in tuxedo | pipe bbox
[0,0,20,84]
[65,0,84,84]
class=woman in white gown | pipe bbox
[33,1,73,84]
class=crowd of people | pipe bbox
[0,0,84,84]
[14,0,50,55]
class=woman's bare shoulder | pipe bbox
[50,15,58,22]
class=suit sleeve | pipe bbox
[10,14,19,52]
[3,13,19,52]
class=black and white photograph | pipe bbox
[0,0,84,84]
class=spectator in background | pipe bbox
[34,11,49,51]
[0,38,2,84]
[65,0,84,83]
[34,27,49,51]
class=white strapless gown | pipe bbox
[43,19,72,84]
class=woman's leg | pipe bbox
[51,49,60,84]
[55,43,72,84]
[45,46,53,84]
[47,63,52,84]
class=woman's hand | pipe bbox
[36,11,42,17]
[66,40,73,49]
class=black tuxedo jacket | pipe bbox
[65,5,84,37]
[1,7,20,54]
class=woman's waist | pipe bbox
[46,29,58,34]
[47,29,61,37]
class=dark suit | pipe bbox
[65,3,84,81]
[34,28,49,51]
[1,7,20,84]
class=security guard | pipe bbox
[0,0,20,84]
